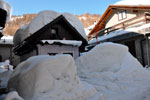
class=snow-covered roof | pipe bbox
[41,40,82,46]
[13,10,87,46]
[115,0,150,6]
[89,23,150,44]
[0,0,12,21]
[0,35,13,45]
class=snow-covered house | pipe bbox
[88,0,150,66]
[13,11,87,62]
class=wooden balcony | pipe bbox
[96,13,150,37]
[111,13,150,30]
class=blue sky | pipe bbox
[5,0,120,15]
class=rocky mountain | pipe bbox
[3,13,101,36]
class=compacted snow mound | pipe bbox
[8,55,96,100]
[76,42,150,100]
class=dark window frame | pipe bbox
[48,53,58,56]
[62,51,74,57]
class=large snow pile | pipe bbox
[115,0,150,6]
[13,10,87,46]
[76,42,150,100]
[0,0,12,21]
[8,55,96,100]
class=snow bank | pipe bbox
[8,55,96,100]
[13,10,87,46]
[115,0,150,6]
[76,42,150,100]
[0,0,12,21]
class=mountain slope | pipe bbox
[3,13,101,36]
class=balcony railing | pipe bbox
[97,13,150,37]
[111,13,150,30]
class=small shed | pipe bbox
[13,11,87,62]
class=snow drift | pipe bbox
[76,42,150,100]
[13,10,87,46]
[8,55,96,100]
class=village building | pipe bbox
[0,4,18,66]
[0,36,20,66]
[88,2,150,66]
[13,11,87,62]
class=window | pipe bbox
[51,29,57,34]
[48,53,57,56]
[118,10,127,21]
[50,28,58,39]
[63,52,74,57]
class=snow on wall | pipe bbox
[76,42,150,100]
[41,40,82,46]
[0,0,12,21]
[8,55,97,100]
[115,0,150,6]
[13,10,87,46]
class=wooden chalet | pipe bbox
[13,15,87,62]
[88,5,150,66]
